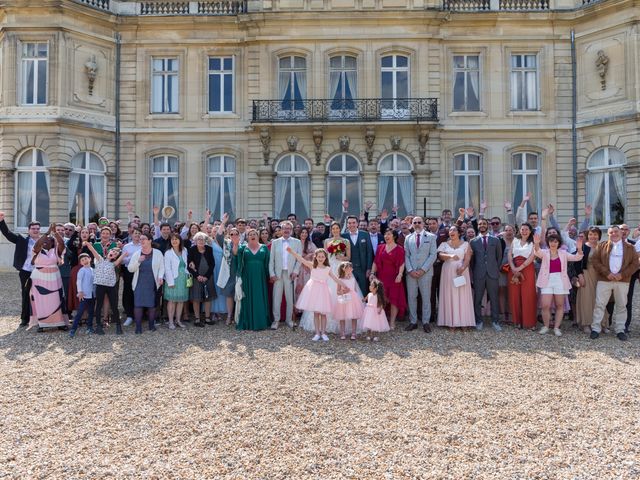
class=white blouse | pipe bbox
[511,239,534,258]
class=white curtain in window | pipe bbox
[89,174,105,217]
[169,75,178,112]
[468,71,479,106]
[397,176,414,214]
[226,177,236,217]
[329,71,341,101]
[17,172,32,227]
[279,71,290,103]
[297,176,310,217]
[152,75,163,112]
[525,71,537,109]
[209,177,221,217]
[168,176,179,213]
[378,175,391,211]
[611,168,625,208]
[345,69,357,99]
[274,175,288,218]
[68,172,82,212]
[295,71,307,101]
[586,172,604,220]
[43,171,50,198]
[510,72,519,109]
[152,177,164,208]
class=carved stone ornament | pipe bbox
[260,127,271,165]
[286,135,299,152]
[338,135,350,152]
[417,128,429,165]
[365,126,375,165]
[390,135,401,151]
[595,50,609,91]
[312,128,323,166]
[84,55,98,96]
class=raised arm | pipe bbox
[286,246,313,269]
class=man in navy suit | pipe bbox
[342,215,373,294]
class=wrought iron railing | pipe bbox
[252,98,438,123]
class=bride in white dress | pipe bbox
[299,222,362,334]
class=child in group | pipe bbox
[333,262,364,341]
[287,247,349,342]
[69,253,95,338]
[362,278,390,342]
[83,241,125,335]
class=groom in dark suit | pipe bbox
[470,218,503,331]
[342,215,373,294]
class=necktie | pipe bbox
[483,236,487,250]
[416,233,421,249]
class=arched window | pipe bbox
[378,153,414,217]
[279,56,306,112]
[329,55,357,111]
[151,155,179,221]
[512,152,540,215]
[274,154,310,221]
[69,152,106,225]
[207,155,235,221]
[587,147,626,226]
[15,148,50,228]
[453,152,482,211]
[381,54,409,118]
[327,154,361,219]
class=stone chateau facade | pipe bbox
[0,0,639,267]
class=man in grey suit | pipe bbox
[404,216,438,332]
[268,221,301,329]
[470,218,503,331]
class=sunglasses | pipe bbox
[412,221,423,225]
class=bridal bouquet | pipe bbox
[326,239,347,257]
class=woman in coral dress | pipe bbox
[371,229,406,329]
[436,225,475,328]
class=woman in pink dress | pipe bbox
[29,226,70,332]
[437,225,475,328]
[295,227,317,318]
[370,229,406,329]
[362,278,390,341]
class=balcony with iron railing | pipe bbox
[251,98,438,124]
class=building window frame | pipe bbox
[510,53,539,111]
[20,41,48,105]
[151,57,179,114]
[511,151,541,215]
[208,56,234,114]
[207,154,236,221]
[14,148,50,229]
[69,152,107,225]
[586,147,626,227]
[377,153,414,217]
[452,54,480,112]
[453,152,483,211]
[150,154,179,222]
[326,153,361,219]
[274,154,310,220]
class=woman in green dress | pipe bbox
[164,233,189,329]
[236,228,270,331]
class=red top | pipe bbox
[549,256,561,274]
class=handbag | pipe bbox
[217,246,231,288]
[337,293,352,304]
[453,275,467,288]
[186,273,193,288]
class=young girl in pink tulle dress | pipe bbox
[362,279,390,342]
[287,247,348,342]
[333,262,364,341]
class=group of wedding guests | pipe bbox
[1,194,638,342]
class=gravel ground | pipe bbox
[0,271,639,479]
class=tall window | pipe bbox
[208,56,234,113]
[151,58,179,113]
[207,155,236,221]
[21,42,48,105]
[274,154,310,220]
[453,153,482,211]
[279,56,306,112]
[378,153,414,217]
[453,55,480,111]
[151,155,179,221]
[587,147,626,226]
[69,152,106,225]
[15,148,50,228]
[381,55,409,117]
[510,54,538,110]
[512,152,540,215]
[329,55,357,111]
[326,154,361,219]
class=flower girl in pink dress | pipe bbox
[362,279,390,342]
[288,247,348,342]
[333,262,364,340]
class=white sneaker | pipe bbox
[554,328,562,337]
[311,334,321,342]
[123,317,133,327]
[539,326,549,335]
[271,321,279,330]
[321,334,329,342]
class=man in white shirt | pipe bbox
[268,221,301,329]
[368,219,384,256]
